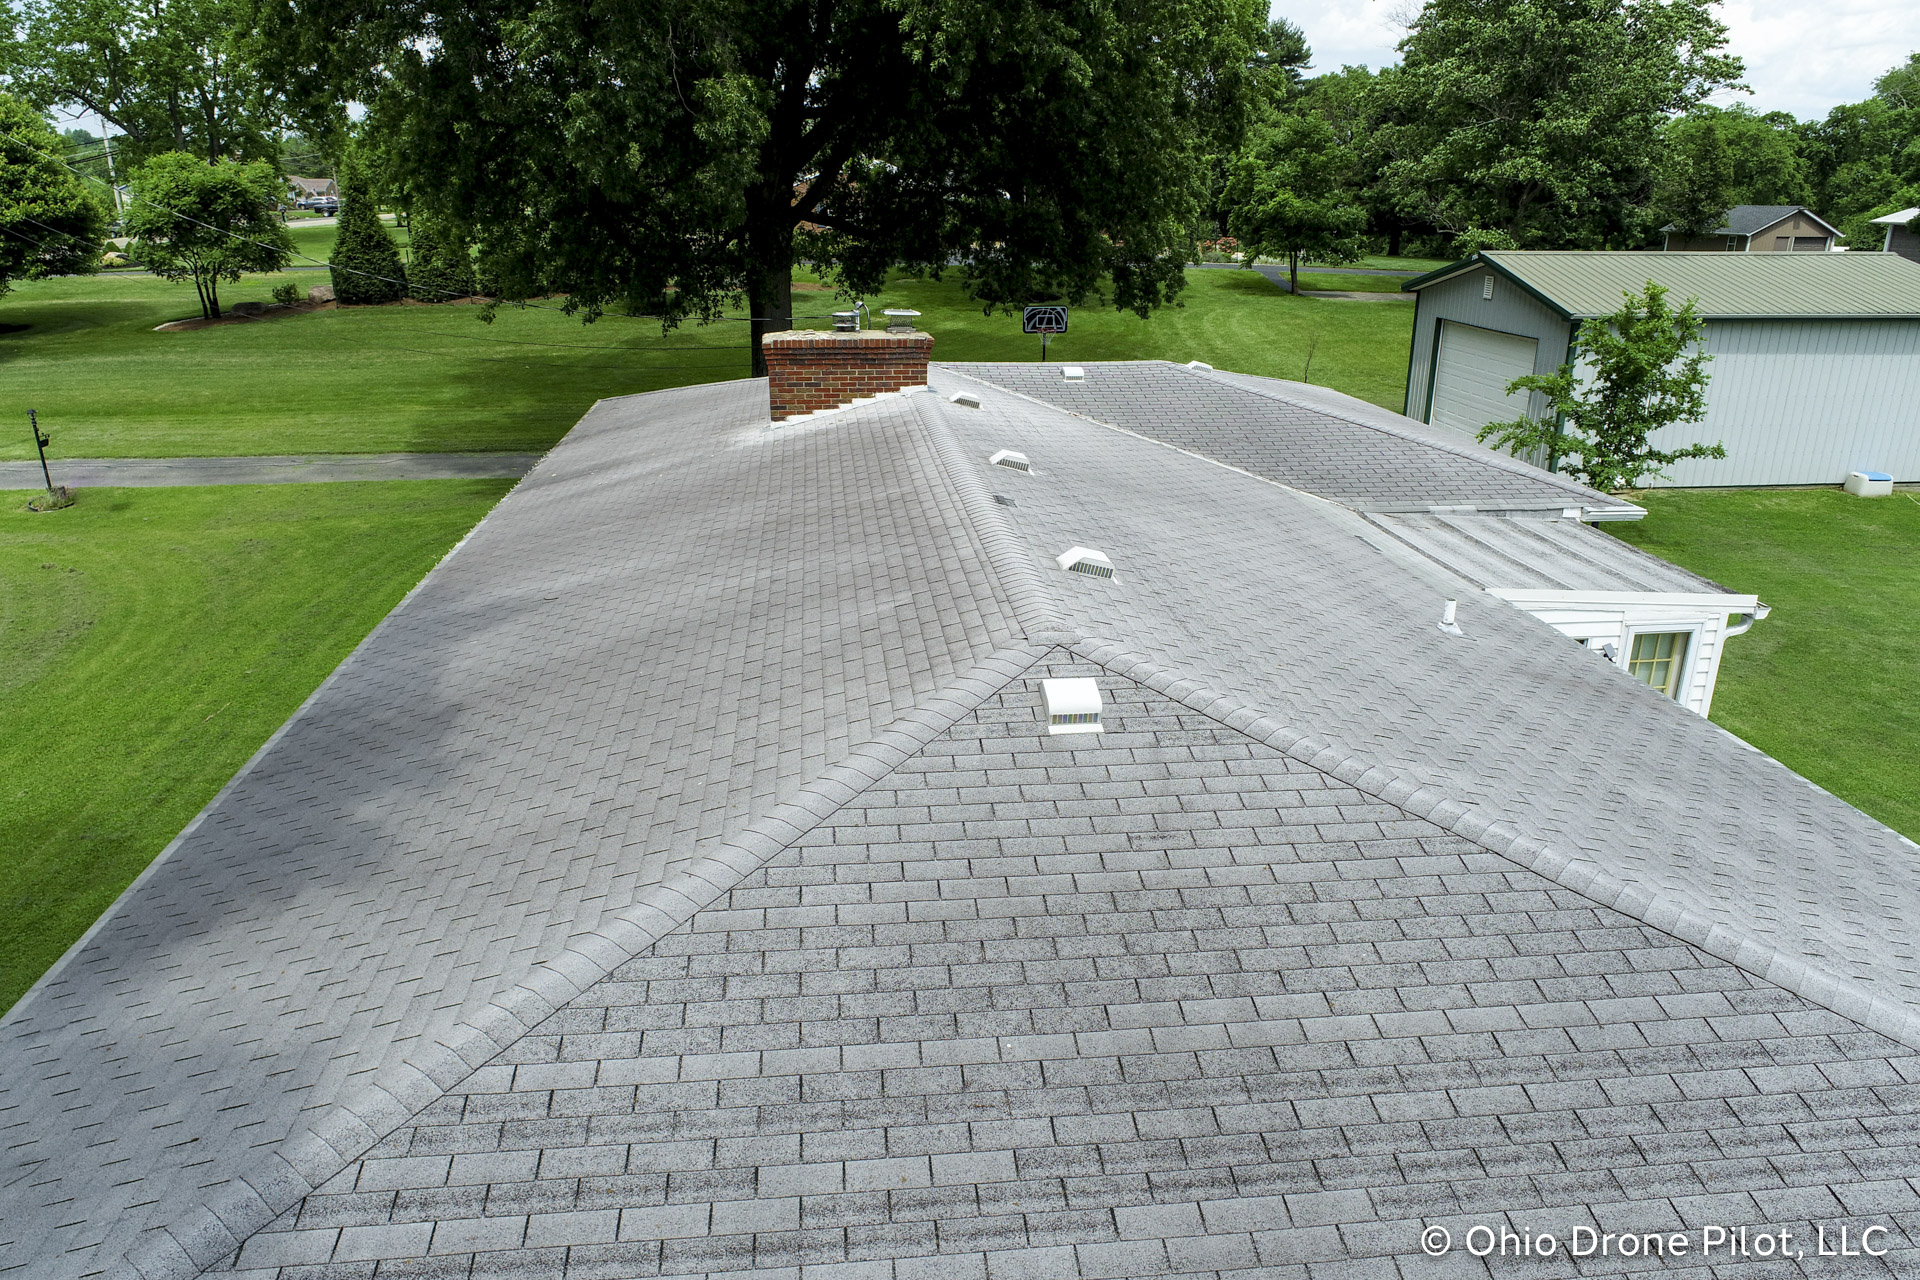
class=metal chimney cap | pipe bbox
[882,308,922,333]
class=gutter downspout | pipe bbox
[1725,601,1772,637]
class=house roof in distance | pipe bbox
[1657,204,1842,239]
[1405,249,1920,320]
[1873,207,1920,227]
[3,363,1918,1280]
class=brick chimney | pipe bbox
[762,329,933,419]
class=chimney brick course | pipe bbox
[762,329,933,418]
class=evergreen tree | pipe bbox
[329,156,405,304]
[405,213,477,301]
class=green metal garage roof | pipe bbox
[1405,250,1920,319]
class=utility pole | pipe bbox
[99,114,121,214]
[27,409,54,491]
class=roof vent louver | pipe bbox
[1055,546,1115,579]
[989,449,1031,472]
[1061,366,1085,380]
[1186,360,1213,371]
[1041,678,1103,735]
[950,391,982,409]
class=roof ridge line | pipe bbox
[1068,636,1920,1057]
[119,640,1062,1280]
[937,366,1361,524]
[1180,363,1624,511]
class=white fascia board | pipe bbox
[1487,588,1759,611]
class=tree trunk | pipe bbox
[1289,249,1299,296]
[744,213,795,380]
[1388,221,1403,258]
[207,274,222,319]
[193,272,212,320]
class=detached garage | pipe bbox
[1403,251,1920,486]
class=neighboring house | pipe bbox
[1873,206,1920,263]
[286,175,337,200]
[4,350,1919,1280]
[1403,249,1920,485]
[1661,204,1843,252]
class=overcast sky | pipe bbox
[1280,0,1919,121]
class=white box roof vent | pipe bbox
[989,449,1031,472]
[1055,546,1115,579]
[1061,365,1085,380]
[1186,360,1213,371]
[1041,678,1102,735]
[950,391,981,409]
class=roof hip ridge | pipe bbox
[116,639,1063,1280]
[912,393,1065,637]
[1068,635,1920,1057]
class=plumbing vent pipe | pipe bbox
[989,449,1031,472]
[1056,546,1115,579]
[1438,598,1465,637]
[1041,678,1103,735]
[950,392,982,409]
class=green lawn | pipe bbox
[0,479,512,1011]
[1609,488,1920,841]
[0,266,1412,460]
[1307,254,1450,272]
[1291,272,1416,293]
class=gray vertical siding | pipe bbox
[1652,319,1920,486]
[1405,270,1575,426]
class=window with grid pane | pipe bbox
[1627,631,1688,699]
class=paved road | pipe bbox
[0,452,540,490]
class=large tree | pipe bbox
[1374,0,1743,247]
[260,0,1266,373]
[1223,111,1366,292]
[9,0,284,165]
[125,151,294,317]
[1655,103,1809,236]
[0,97,110,299]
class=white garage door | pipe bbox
[1429,321,1539,441]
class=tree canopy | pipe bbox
[1373,0,1743,247]
[260,0,1267,372]
[0,96,110,300]
[125,151,293,317]
[1223,111,1365,292]
[9,0,284,165]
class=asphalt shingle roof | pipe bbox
[209,661,1920,1279]
[937,361,1635,517]
[4,364,1918,1279]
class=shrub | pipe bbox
[406,213,479,301]
[329,154,406,305]
[271,282,301,306]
